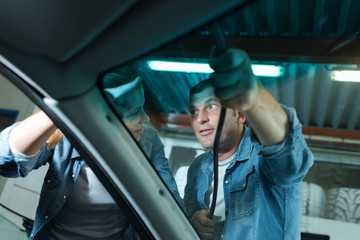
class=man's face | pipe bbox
[189,86,243,150]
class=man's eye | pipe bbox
[190,109,198,116]
[208,104,218,110]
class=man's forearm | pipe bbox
[244,86,290,146]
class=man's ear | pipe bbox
[236,111,246,124]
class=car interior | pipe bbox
[1,0,360,239]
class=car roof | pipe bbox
[0,0,247,99]
[1,0,359,144]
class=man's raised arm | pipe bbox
[210,48,290,146]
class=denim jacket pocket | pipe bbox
[229,166,260,220]
[40,168,61,199]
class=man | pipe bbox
[184,48,314,240]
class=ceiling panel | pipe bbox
[133,0,360,138]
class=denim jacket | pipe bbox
[184,106,314,240]
[0,124,184,239]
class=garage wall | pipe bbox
[0,74,37,123]
[0,73,38,197]
[0,74,45,228]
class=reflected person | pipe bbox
[184,49,314,240]
[0,67,184,239]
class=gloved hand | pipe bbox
[209,48,259,111]
[190,210,220,240]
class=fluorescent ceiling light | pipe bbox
[147,60,283,77]
[251,64,283,77]
[331,70,360,82]
[147,61,214,73]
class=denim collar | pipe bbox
[202,126,253,171]
[230,126,253,167]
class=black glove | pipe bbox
[209,48,258,110]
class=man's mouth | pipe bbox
[199,128,214,136]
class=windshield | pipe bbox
[0,0,359,239]
[101,0,360,239]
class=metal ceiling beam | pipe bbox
[149,36,360,64]
[314,67,332,128]
[313,0,326,36]
[290,0,299,36]
[348,93,360,130]
[265,0,276,35]
[298,65,315,126]
[155,113,360,139]
[330,83,351,129]
[336,0,352,36]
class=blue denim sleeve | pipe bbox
[144,128,188,215]
[0,123,51,177]
[250,105,314,186]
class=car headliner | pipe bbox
[0,0,249,99]
[0,1,251,239]
[1,0,360,238]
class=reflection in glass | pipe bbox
[101,66,186,213]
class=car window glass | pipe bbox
[0,73,36,239]
[1,0,360,239]
[100,66,193,211]
[0,74,143,239]
[101,0,360,239]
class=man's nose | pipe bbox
[197,110,208,124]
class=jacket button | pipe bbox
[45,215,49,219]
[225,180,229,184]
[47,179,50,183]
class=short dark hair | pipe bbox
[189,79,212,97]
